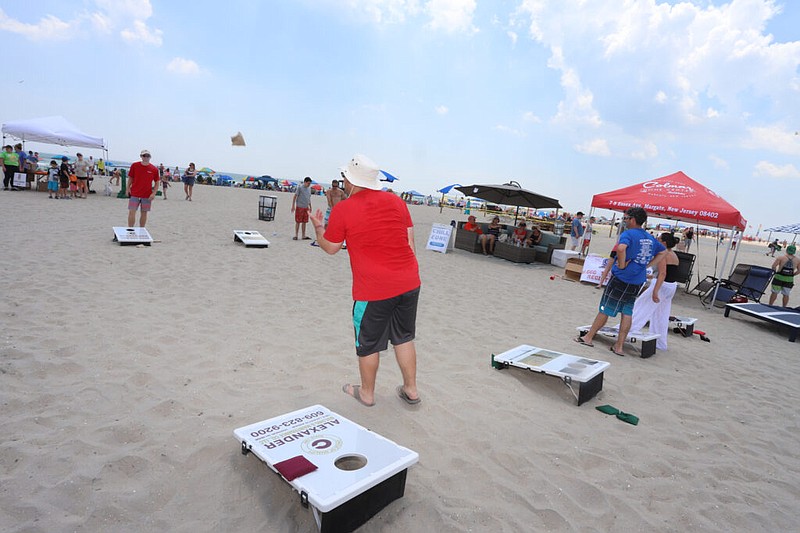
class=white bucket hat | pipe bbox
[340,154,381,190]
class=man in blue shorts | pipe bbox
[575,207,666,355]
[310,154,421,407]
[126,149,160,227]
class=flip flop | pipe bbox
[292,237,298,240]
[342,384,374,407]
[302,236,311,240]
[609,346,625,357]
[396,385,421,405]
[573,336,594,348]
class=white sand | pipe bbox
[1,184,798,532]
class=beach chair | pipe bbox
[702,264,774,307]
[674,251,696,291]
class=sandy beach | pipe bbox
[1,184,798,533]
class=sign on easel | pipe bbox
[233,230,270,248]
[112,226,153,246]
[426,223,454,253]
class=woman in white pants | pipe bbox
[630,233,680,351]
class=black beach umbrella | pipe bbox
[455,182,561,222]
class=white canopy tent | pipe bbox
[2,116,106,153]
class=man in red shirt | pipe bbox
[463,215,482,234]
[126,149,160,227]
[310,154,421,407]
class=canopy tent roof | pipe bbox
[764,222,800,234]
[455,183,562,210]
[591,171,746,230]
[2,116,105,149]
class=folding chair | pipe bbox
[703,264,774,307]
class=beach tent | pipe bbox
[591,171,745,230]
[591,171,747,306]
[2,116,105,150]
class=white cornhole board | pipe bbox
[669,316,698,337]
[234,405,418,533]
[576,325,661,358]
[234,230,270,248]
[491,345,609,405]
[112,226,153,246]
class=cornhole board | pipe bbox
[669,316,698,337]
[576,325,660,358]
[112,226,153,246]
[234,230,270,248]
[491,345,610,405]
[724,303,800,342]
[234,405,418,533]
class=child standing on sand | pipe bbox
[47,160,59,199]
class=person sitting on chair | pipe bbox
[512,221,527,245]
[481,216,502,255]
[463,215,482,235]
[526,225,543,247]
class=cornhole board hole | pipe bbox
[112,226,153,246]
[669,316,698,337]
[234,405,418,533]
[234,230,270,248]
[576,325,660,358]
[491,345,610,405]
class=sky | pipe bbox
[2,0,799,236]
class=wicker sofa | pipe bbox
[454,221,512,253]
[455,220,566,263]
[531,231,567,263]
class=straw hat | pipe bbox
[340,154,381,190]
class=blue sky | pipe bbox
[2,0,799,235]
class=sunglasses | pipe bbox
[141,154,151,158]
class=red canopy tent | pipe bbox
[591,171,746,230]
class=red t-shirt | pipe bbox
[514,227,527,240]
[464,222,483,234]
[128,162,160,198]
[324,190,420,301]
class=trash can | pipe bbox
[259,195,277,221]
[553,219,565,236]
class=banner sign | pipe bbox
[580,254,608,284]
[426,223,453,253]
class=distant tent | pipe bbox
[380,170,399,182]
[2,116,105,149]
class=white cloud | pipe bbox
[426,0,478,34]
[508,30,518,45]
[435,105,448,115]
[166,57,202,75]
[522,111,541,123]
[575,138,610,157]
[0,2,162,45]
[121,20,162,46]
[515,0,800,140]
[630,141,658,160]
[709,154,729,169]
[744,125,800,156]
[754,161,800,179]
[494,125,524,137]
[0,8,73,40]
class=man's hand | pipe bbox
[310,209,325,229]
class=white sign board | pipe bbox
[13,172,26,187]
[580,254,609,284]
[426,223,454,253]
